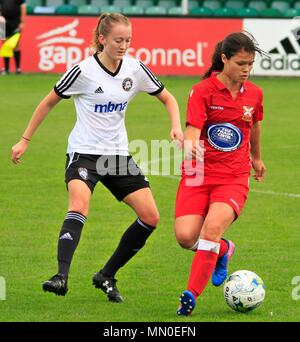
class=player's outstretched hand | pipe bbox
[170,128,183,148]
[252,159,266,182]
[11,140,29,164]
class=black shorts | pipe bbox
[65,153,150,201]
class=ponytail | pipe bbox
[92,13,109,52]
[202,41,223,79]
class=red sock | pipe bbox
[219,239,229,258]
[187,240,219,299]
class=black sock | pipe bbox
[4,58,9,72]
[57,211,86,277]
[101,218,155,278]
[14,50,21,70]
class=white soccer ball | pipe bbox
[223,270,265,312]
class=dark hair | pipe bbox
[92,13,131,52]
[203,31,265,79]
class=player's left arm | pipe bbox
[250,121,266,182]
[19,2,26,31]
[156,88,183,145]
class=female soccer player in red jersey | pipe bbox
[175,32,266,316]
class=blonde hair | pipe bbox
[92,13,131,52]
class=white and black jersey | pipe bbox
[54,54,164,156]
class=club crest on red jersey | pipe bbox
[242,106,254,122]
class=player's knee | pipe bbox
[201,223,223,242]
[139,210,160,228]
[176,231,198,250]
[69,201,89,217]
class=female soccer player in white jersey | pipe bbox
[11,13,183,302]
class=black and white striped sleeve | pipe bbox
[138,62,164,96]
[54,65,82,99]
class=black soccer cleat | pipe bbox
[42,274,68,296]
[92,271,123,303]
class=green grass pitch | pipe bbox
[0,74,299,322]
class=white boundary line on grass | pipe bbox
[250,189,300,198]
[137,155,300,198]
[154,174,300,199]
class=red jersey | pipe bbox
[186,74,263,177]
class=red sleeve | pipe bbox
[186,86,207,129]
[253,88,264,123]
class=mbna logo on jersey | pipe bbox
[122,78,133,91]
[207,123,243,152]
[78,168,88,180]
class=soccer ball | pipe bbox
[223,270,265,312]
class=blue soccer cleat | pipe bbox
[212,240,235,287]
[177,290,196,316]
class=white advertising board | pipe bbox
[244,18,300,76]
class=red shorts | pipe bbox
[175,174,249,218]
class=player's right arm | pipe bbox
[11,90,62,164]
[184,85,206,161]
[184,125,202,160]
